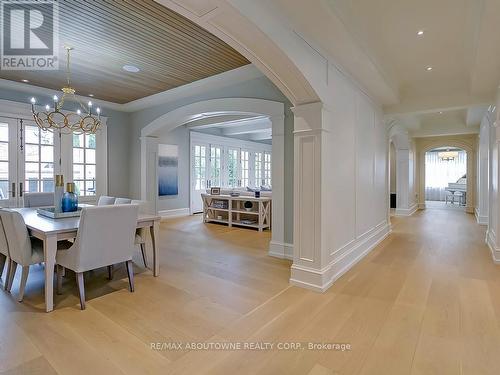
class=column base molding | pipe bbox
[486,229,500,263]
[395,203,418,216]
[475,208,488,225]
[269,241,294,260]
[289,222,391,292]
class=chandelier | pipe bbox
[438,149,458,161]
[30,47,101,134]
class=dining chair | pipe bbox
[0,209,71,301]
[24,192,54,208]
[97,195,116,205]
[56,204,139,310]
[0,215,9,288]
[115,197,132,204]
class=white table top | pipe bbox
[201,194,272,202]
[13,207,161,235]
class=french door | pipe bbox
[191,143,209,213]
[0,116,58,208]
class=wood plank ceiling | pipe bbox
[0,0,250,104]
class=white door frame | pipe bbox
[140,98,287,258]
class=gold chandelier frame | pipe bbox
[30,47,101,135]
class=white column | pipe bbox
[395,148,412,215]
[477,117,490,224]
[290,102,327,290]
[140,136,159,214]
[268,115,288,258]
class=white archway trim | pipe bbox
[140,97,288,259]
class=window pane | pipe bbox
[40,130,53,145]
[25,144,39,162]
[73,134,83,148]
[86,134,96,149]
[26,180,39,192]
[0,162,8,180]
[73,164,84,180]
[85,149,95,164]
[0,123,8,143]
[74,180,84,195]
[40,145,53,162]
[25,162,39,179]
[73,148,84,163]
[0,180,8,199]
[85,180,96,195]
[40,163,54,179]
[0,142,8,161]
[41,179,54,192]
[25,126,39,144]
[85,165,96,180]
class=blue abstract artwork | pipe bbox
[158,144,178,196]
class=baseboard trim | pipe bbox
[289,222,392,292]
[158,208,190,219]
[395,203,418,217]
[269,241,293,260]
[475,208,488,226]
[486,229,500,264]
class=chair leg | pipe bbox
[6,260,17,292]
[76,272,85,310]
[18,266,30,302]
[140,243,148,268]
[125,260,134,292]
[56,265,63,295]
[4,258,11,291]
[107,265,113,280]
[0,253,6,280]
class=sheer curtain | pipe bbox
[425,150,466,201]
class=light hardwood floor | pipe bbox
[0,209,499,374]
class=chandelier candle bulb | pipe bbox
[45,105,50,112]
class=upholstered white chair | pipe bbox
[24,192,54,208]
[115,197,132,204]
[0,216,9,288]
[131,200,149,267]
[0,209,71,301]
[56,204,139,310]
[97,195,116,205]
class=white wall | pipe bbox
[291,64,390,291]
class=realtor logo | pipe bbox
[1,0,59,70]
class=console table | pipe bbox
[201,194,271,231]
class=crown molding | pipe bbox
[0,64,264,114]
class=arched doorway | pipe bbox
[140,97,289,258]
[424,147,467,210]
[416,137,476,214]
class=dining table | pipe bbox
[13,206,161,312]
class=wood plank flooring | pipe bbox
[0,209,499,374]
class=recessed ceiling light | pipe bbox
[122,64,140,73]
[426,66,433,71]
[417,30,424,36]
[21,79,29,83]
[439,111,443,114]
[88,94,94,97]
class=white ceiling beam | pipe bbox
[222,121,271,136]
[248,129,272,141]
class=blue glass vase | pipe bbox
[61,183,78,212]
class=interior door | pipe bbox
[191,143,208,213]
